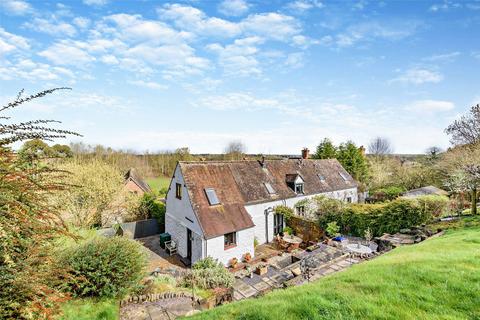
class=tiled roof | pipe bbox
[124,168,152,193]
[179,159,357,238]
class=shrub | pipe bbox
[318,198,440,237]
[59,236,147,298]
[274,205,294,221]
[139,193,166,222]
[181,257,234,290]
[283,226,293,235]
[371,186,406,201]
[326,222,340,238]
[415,195,450,218]
[313,195,346,215]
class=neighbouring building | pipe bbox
[165,150,358,266]
[124,168,152,195]
[402,185,449,198]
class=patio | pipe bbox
[137,235,186,273]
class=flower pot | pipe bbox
[256,265,268,276]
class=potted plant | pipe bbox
[256,264,268,275]
[325,221,341,245]
[229,257,238,268]
[243,252,252,263]
[245,265,253,278]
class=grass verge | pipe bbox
[146,176,171,195]
[58,298,118,320]
[188,224,480,320]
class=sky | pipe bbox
[1,0,479,154]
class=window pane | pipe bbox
[205,188,220,205]
[264,182,276,194]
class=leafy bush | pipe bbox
[326,222,340,237]
[371,186,406,201]
[140,193,166,222]
[415,195,450,218]
[59,236,147,298]
[274,205,294,221]
[181,257,234,290]
[318,198,440,237]
[283,226,293,235]
[313,195,346,215]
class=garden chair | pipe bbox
[165,240,177,256]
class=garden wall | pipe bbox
[288,216,324,243]
[98,218,161,239]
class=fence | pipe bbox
[98,218,163,239]
[288,216,324,243]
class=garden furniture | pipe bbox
[165,240,177,256]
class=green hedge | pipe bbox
[318,197,446,237]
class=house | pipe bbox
[165,149,358,266]
[124,168,151,195]
[402,186,449,198]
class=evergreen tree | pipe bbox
[313,138,337,159]
[337,141,369,182]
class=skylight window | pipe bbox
[205,188,220,205]
[264,182,276,194]
[318,174,326,182]
[339,172,349,181]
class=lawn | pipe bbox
[58,298,118,320]
[189,222,480,320]
[146,176,171,195]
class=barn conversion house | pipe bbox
[165,152,358,266]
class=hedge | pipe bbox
[318,196,448,237]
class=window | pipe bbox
[264,182,276,194]
[205,188,220,205]
[296,205,306,217]
[339,172,349,181]
[347,197,352,203]
[295,183,304,194]
[175,183,182,199]
[224,232,236,249]
[318,174,326,182]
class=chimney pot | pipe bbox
[301,148,310,159]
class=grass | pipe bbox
[188,222,480,320]
[58,298,118,320]
[146,176,171,195]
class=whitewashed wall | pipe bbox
[205,227,255,266]
[165,165,203,262]
[245,187,358,245]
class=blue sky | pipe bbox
[1,0,479,154]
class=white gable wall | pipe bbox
[165,164,204,262]
[205,227,255,266]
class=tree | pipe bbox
[18,139,53,163]
[52,144,73,158]
[426,146,443,160]
[337,141,369,182]
[368,137,393,156]
[224,140,246,160]
[0,88,79,318]
[312,138,337,159]
[445,103,480,145]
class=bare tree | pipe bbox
[224,140,246,160]
[368,137,393,156]
[445,104,480,146]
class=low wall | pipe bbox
[98,218,160,239]
[288,216,324,243]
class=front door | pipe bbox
[186,228,192,262]
[273,213,284,236]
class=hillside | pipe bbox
[189,225,480,320]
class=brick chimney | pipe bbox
[301,148,310,159]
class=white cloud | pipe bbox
[100,54,119,65]
[38,42,95,66]
[207,37,264,76]
[325,20,422,48]
[218,0,249,16]
[423,51,460,62]
[83,0,108,6]
[0,58,75,81]
[242,13,301,41]
[405,100,455,112]
[158,4,241,38]
[24,18,77,37]
[0,28,30,55]
[73,17,91,30]
[284,52,304,68]
[0,0,31,15]
[287,0,324,12]
[128,80,168,90]
[429,1,462,12]
[391,68,444,85]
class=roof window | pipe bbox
[205,188,220,205]
[264,182,276,194]
[339,172,349,181]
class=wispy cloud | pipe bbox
[218,0,249,16]
[24,18,77,37]
[405,100,455,113]
[423,51,460,62]
[0,27,30,55]
[83,0,108,6]
[287,0,324,13]
[0,0,32,15]
[390,67,444,85]
[128,80,168,90]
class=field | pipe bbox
[146,176,171,195]
[189,220,480,320]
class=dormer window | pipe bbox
[286,173,304,194]
[205,188,220,205]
